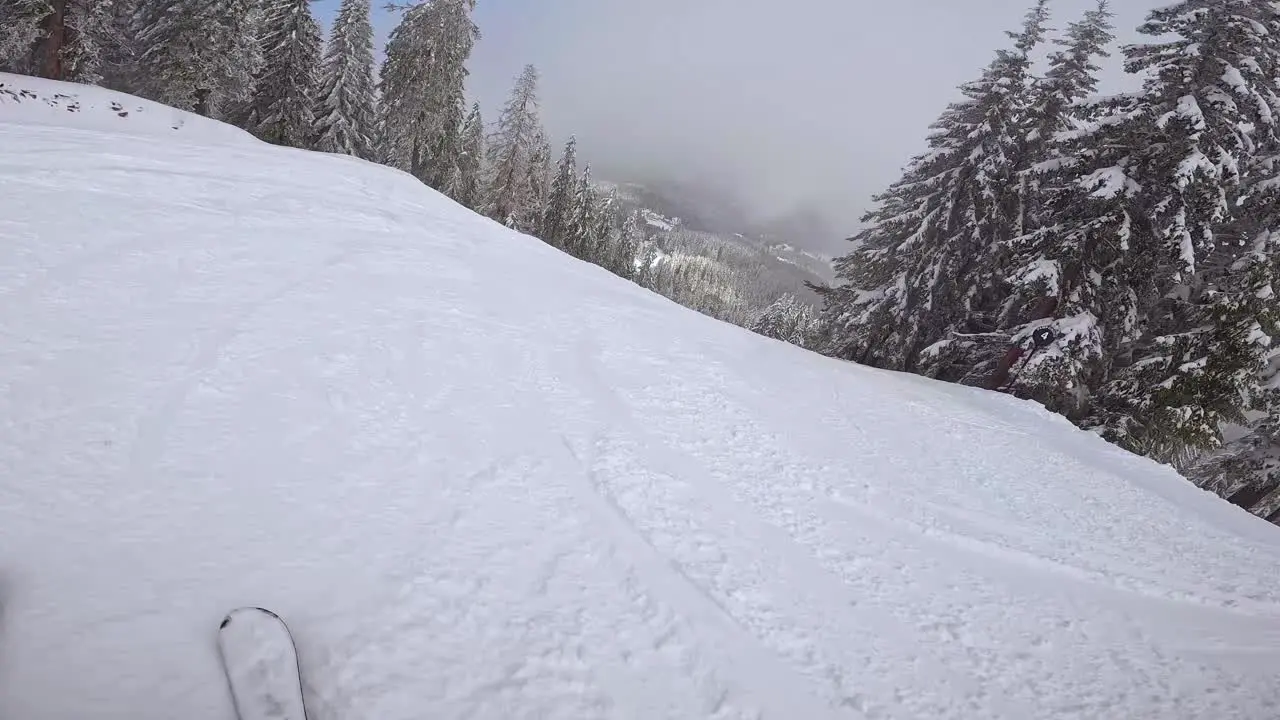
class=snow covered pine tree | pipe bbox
[1180,4,1280,517]
[250,0,322,148]
[378,0,478,184]
[752,294,819,349]
[541,136,580,251]
[526,128,553,236]
[817,1,1051,378]
[1,0,121,84]
[1035,0,1280,463]
[567,163,601,262]
[135,0,259,118]
[984,0,1116,417]
[485,64,544,232]
[445,102,486,210]
[313,0,376,159]
[609,210,647,280]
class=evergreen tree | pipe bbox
[1187,381,1280,518]
[608,210,645,279]
[542,136,579,249]
[1197,124,1280,503]
[567,163,599,260]
[0,0,49,74]
[215,1,268,127]
[592,187,622,267]
[982,0,1118,414]
[378,0,478,181]
[752,294,820,348]
[98,0,145,92]
[313,0,375,159]
[250,0,321,148]
[445,102,485,210]
[526,128,552,236]
[818,1,1051,376]
[1,0,121,83]
[135,0,259,117]
[1023,0,1115,202]
[485,64,543,231]
[63,0,117,83]
[424,95,463,192]
[635,241,662,290]
[1040,0,1280,460]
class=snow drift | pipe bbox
[2,75,1280,720]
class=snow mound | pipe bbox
[0,72,252,144]
[3,77,1280,720]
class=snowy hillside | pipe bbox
[4,75,1280,720]
[0,73,250,141]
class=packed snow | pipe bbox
[3,76,1280,720]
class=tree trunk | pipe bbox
[194,88,212,118]
[1227,481,1278,511]
[34,0,70,81]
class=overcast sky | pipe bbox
[315,0,1167,250]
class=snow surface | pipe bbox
[4,75,1280,720]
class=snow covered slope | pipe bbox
[3,75,1280,720]
[0,73,250,142]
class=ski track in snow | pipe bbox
[3,76,1280,719]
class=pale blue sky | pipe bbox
[314,0,1165,246]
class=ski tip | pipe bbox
[250,606,282,621]
[221,607,284,628]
